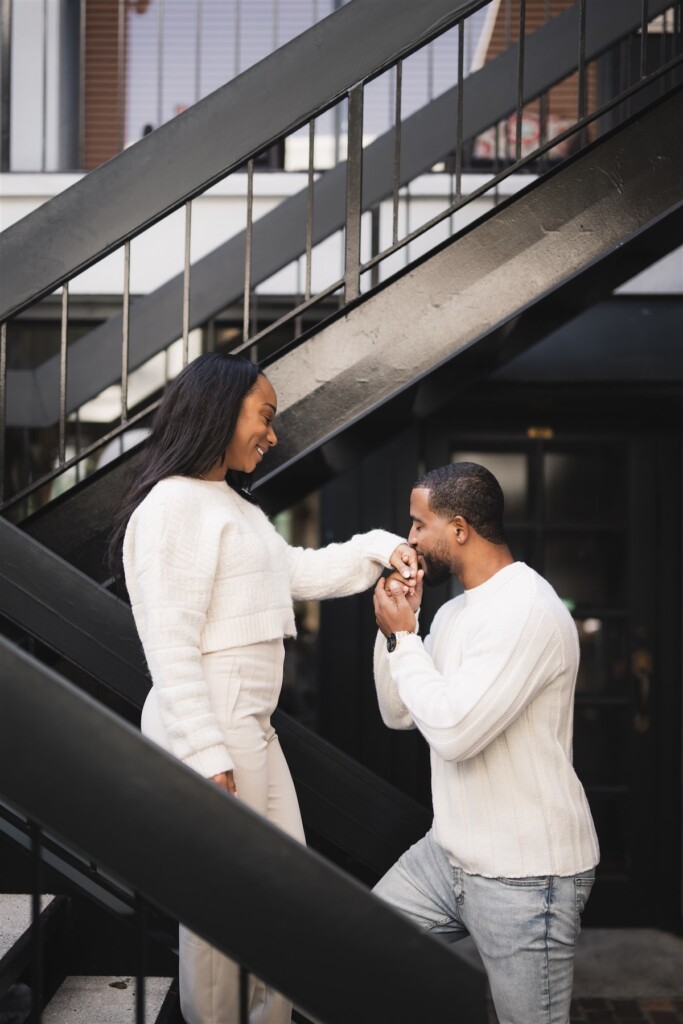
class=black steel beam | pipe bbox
[0,517,430,876]
[0,637,487,1024]
[253,85,683,510]
[0,518,147,707]
[0,0,486,324]
[5,0,676,427]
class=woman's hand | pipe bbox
[211,770,237,796]
[389,543,418,586]
[383,567,424,610]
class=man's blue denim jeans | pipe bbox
[373,828,595,1024]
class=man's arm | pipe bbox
[374,581,563,761]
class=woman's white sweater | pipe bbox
[374,561,599,878]
[124,475,403,779]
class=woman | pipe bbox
[110,352,415,1024]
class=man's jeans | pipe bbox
[373,829,595,1024]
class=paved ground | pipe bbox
[568,929,683,1024]
[454,928,683,1024]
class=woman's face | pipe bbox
[223,374,278,474]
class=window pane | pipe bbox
[574,616,632,696]
[573,705,629,787]
[544,533,627,609]
[451,451,528,522]
[544,450,626,524]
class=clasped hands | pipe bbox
[375,543,424,638]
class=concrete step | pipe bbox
[42,976,173,1023]
[0,894,54,963]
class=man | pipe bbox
[372,461,599,1024]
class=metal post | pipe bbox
[392,63,402,245]
[42,0,48,170]
[344,83,364,303]
[0,322,6,504]
[305,120,315,300]
[122,241,131,423]
[641,0,650,78]
[515,0,527,163]
[455,19,464,201]
[135,896,147,1024]
[117,0,125,152]
[59,284,69,465]
[194,0,202,104]
[239,966,249,1024]
[182,201,192,365]
[30,821,43,1021]
[243,160,254,343]
[157,0,164,128]
[0,0,11,171]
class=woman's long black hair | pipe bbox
[109,352,261,582]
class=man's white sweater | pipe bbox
[124,475,403,778]
[374,561,599,878]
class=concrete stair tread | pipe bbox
[0,894,55,962]
[42,976,172,1023]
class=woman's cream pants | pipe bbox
[141,640,305,1024]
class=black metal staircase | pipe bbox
[1,2,683,1020]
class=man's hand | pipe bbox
[211,770,237,796]
[374,575,420,638]
[388,543,418,586]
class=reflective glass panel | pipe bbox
[544,533,627,610]
[544,450,625,524]
[451,451,528,522]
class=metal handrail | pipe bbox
[1,0,681,515]
[0,635,488,1024]
[0,0,487,323]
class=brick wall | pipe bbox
[476,0,598,161]
[83,0,128,170]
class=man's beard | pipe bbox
[420,550,452,587]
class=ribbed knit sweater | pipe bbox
[374,561,599,877]
[124,475,403,779]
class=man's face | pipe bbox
[407,487,454,587]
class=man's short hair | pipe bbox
[415,462,507,544]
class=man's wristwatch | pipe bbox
[386,630,415,653]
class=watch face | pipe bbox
[387,633,397,653]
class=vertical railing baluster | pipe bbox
[344,83,364,303]
[239,966,249,1024]
[235,0,241,75]
[157,0,165,129]
[117,0,125,152]
[135,897,147,1024]
[59,284,69,466]
[30,821,43,1022]
[578,0,587,138]
[78,0,85,167]
[243,159,254,343]
[539,0,551,169]
[273,0,279,51]
[392,62,402,246]
[183,201,192,366]
[195,0,202,104]
[0,322,6,505]
[42,0,48,170]
[640,0,650,79]
[1,0,12,172]
[515,0,526,163]
[122,241,131,425]
[455,19,464,203]
[305,120,315,301]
